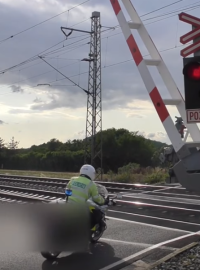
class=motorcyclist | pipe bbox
[66,164,108,232]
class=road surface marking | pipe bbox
[101,238,152,247]
[107,215,193,233]
[101,238,176,251]
[108,209,200,228]
[115,199,200,212]
[120,193,200,206]
[99,231,196,270]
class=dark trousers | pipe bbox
[90,208,103,229]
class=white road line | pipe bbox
[108,209,200,227]
[107,215,193,233]
[121,194,200,206]
[101,238,176,251]
[151,191,200,199]
[116,199,200,212]
[101,238,152,248]
[153,186,183,193]
[99,231,197,270]
[141,186,176,194]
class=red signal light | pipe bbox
[183,62,200,80]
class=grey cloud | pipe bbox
[0,0,187,113]
[33,97,43,103]
[148,133,157,138]
[0,120,4,124]
[30,89,86,110]
[10,85,24,93]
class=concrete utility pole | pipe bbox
[61,12,103,180]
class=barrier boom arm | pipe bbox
[110,0,200,155]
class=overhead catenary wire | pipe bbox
[1,1,187,75]
[38,56,89,94]
[0,26,114,75]
[1,27,193,96]
[0,0,91,44]
[106,1,200,35]
[0,0,198,87]
[30,42,196,90]
[99,2,200,47]
[0,40,192,97]
[0,35,91,75]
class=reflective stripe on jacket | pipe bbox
[66,176,105,205]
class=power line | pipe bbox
[39,56,89,94]
[26,42,190,90]
[101,2,200,41]
[0,0,91,44]
[140,0,184,17]
[0,35,90,74]
[0,1,195,78]
[0,40,185,97]
[109,1,200,34]
[0,1,184,74]
[144,3,200,23]
[40,37,90,58]
[2,1,182,75]
[0,27,113,75]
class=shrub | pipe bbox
[144,171,168,184]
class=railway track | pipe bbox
[1,175,200,233]
[0,173,168,191]
[0,184,64,203]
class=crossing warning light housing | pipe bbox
[183,56,200,110]
[183,61,200,80]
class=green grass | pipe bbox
[0,167,169,184]
[0,169,78,179]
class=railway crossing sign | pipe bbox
[179,12,200,57]
[187,109,200,123]
[179,12,200,122]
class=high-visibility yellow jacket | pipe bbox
[66,176,105,205]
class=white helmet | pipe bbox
[80,164,96,181]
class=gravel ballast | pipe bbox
[152,242,200,270]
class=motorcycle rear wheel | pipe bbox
[90,230,104,243]
[41,251,61,260]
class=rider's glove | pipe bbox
[104,197,109,205]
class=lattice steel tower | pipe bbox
[84,11,102,180]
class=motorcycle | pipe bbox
[40,184,117,260]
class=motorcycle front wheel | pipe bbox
[41,251,61,260]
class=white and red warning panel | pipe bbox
[187,109,200,123]
[179,12,200,57]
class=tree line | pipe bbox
[0,128,168,172]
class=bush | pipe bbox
[144,171,168,184]
[103,164,168,184]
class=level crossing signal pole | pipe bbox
[110,0,200,191]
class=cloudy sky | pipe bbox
[0,0,199,148]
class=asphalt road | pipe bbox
[0,218,189,270]
[1,184,200,270]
